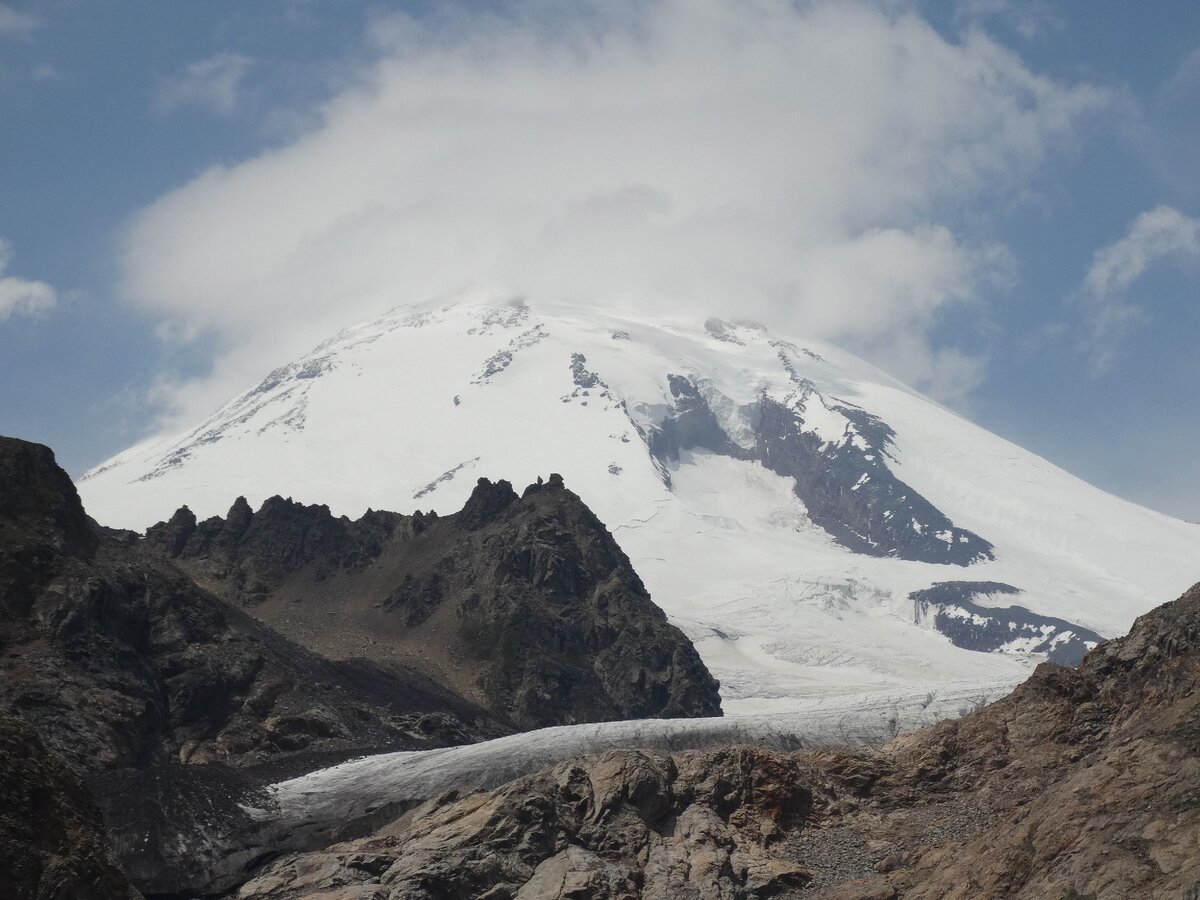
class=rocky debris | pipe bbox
[237,581,1200,899]
[810,582,1200,899]
[0,715,138,900]
[148,474,723,729]
[569,352,603,389]
[472,324,549,383]
[469,298,529,333]
[563,352,611,405]
[412,457,478,500]
[704,317,745,344]
[475,349,514,382]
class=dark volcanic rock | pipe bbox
[641,374,992,566]
[753,393,993,565]
[148,474,723,729]
[1,435,720,896]
[808,582,1200,898]
[0,715,137,900]
[146,494,405,604]
[911,580,1104,665]
[648,374,738,469]
[456,476,518,530]
[0,438,96,559]
[86,763,271,896]
[0,439,97,615]
[0,436,513,895]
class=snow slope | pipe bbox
[80,298,1200,712]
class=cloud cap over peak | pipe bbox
[120,0,1106,426]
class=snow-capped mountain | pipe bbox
[80,298,1200,713]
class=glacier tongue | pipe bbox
[138,680,1013,894]
[78,298,1200,712]
[259,681,1006,850]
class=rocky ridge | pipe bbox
[145,474,723,729]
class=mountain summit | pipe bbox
[80,298,1200,711]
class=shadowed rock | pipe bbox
[0,715,137,900]
[148,474,723,729]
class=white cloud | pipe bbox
[0,4,39,39]
[953,0,1063,41]
[1081,205,1200,373]
[155,52,252,116]
[1165,46,1200,99]
[0,238,56,321]
[122,0,1105,426]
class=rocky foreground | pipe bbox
[238,583,1200,899]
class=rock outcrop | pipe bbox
[791,583,1200,898]
[641,370,995,566]
[146,474,723,728]
[8,433,1196,899]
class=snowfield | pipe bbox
[80,297,1200,715]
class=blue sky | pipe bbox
[1,0,1198,520]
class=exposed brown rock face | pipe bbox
[236,583,1200,900]
[146,474,723,728]
[237,746,821,900]
[835,581,1200,900]
[0,715,137,900]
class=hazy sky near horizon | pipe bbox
[1,0,1198,520]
